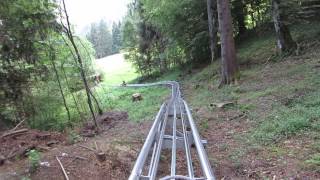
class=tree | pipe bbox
[61,0,100,129]
[0,0,58,125]
[217,0,239,86]
[206,0,219,61]
[271,0,297,53]
[112,22,122,54]
[86,20,113,58]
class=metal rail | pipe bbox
[125,81,215,180]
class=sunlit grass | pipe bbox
[95,53,139,85]
[95,86,170,122]
[93,53,170,122]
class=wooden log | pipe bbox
[1,128,28,138]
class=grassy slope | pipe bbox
[94,23,320,177]
[94,54,170,122]
[152,23,320,177]
[95,53,138,85]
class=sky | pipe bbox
[64,0,131,35]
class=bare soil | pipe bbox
[0,111,150,180]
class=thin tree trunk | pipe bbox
[76,37,103,114]
[49,47,71,123]
[207,0,219,61]
[61,0,99,129]
[272,0,297,53]
[61,65,83,119]
[217,0,239,87]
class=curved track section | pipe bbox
[125,81,215,180]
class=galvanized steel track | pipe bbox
[125,81,215,180]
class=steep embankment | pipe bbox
[165,23,320,178]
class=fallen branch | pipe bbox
[1,128,28,138]
[229,113,247,121]
[11,120,25,131]
[77,144,96,152]
[58,155,88,160]
[56,156,70,180]
[94,141,99,151]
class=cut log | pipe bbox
[1,128,28,138]
[210,101,234,108]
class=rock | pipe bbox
[132,93,143,102]
[40,161,50,167]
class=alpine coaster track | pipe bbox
[125,81,215,180]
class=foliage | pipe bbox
[0,0,99,131]
[86,20,113,58]
[112,22,122,54]
[86,20,123,58]
[27,149,41,172]
[122,0,210,76]
[67,130,81,144]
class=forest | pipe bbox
[0,0,320,179]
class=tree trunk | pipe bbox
[207,0,219,61]
[77,37,103,114]
[62,0,99,130]
[217,0,239,87]
[272,0,297,53]
[61,65,83,119]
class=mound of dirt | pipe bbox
[0,129,65,163]
[81,111,128,137]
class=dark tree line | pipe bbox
[86,20,122,59]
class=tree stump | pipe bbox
[95,151,106,162]
[0,154,5,166]
[132,93,143,102]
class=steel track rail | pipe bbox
[124,81,215,180]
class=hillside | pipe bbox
[151,23,320,178]
[1,21,320,180]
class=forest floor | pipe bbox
[0,111,151,180]
[1,24,320,179]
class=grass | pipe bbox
[95,85,170,122]
[249,60,320,144]
[95,53,139,85]
[305,153,320,172]
[93,53,170,122]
